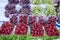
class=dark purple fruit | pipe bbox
[5,3,15,10]
[8,0,19,4]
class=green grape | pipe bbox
[43,0,54,5]
[32,6,42,16]
[45,5,56,16]
[31,0,42,5]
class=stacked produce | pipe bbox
[44,16,60,36]
[32,6,42,16]
[15,22,28,35]
[1,22,14,35]
[0,0,60,40]
[31,22,44,37]
[45,5,56,16]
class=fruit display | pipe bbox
[0,0,60,40]
[1,22,14,35]
[19,15,28,24]
[45,5,56,16]
[31,22,44,37]
[44,16,59,36]
[15,22,28,35]
[31,0,42,5]
[44,24,60,36]
[32,6,42,16]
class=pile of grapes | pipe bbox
[45,5,56,16]
[0,0,60,39]
[32,6,42,16]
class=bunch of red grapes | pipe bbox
[15,22,28,35]
[29,16,36,26]
[19,15,28,24]
[44,24,60,36]
[1,22,14,35]
[48,16,56,25]
[31,22,44,37]
[44,16,60,36]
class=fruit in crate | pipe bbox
[32,6,42,16]
[5,3,15,10]
[31,22,44,37]
[43,0,54,5]
[1,22,14,35]
[45,5,56,16]
[44,24,60,36]
[19,15,28,24]
[20,0,30,6]
[15,22,28,35]
[31,0,42,5]
[10,15,18,25]
[8,0,19,4]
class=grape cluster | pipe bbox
[5,3,18,17]
[44,16,59,36]
[48,16,56,25]
[19,15,28,24]
[20,0,30,6]
[32,6,42,16]
[1,22,14,35]
[45,5,56,16]
[31,22,44,37]
[44,25,59,36]
[31,0,42,5]
[29,16,36,26]
[15,22,28,35]
[19,5,31,15]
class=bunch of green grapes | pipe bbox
[31,0,42,5]
[32,6,42,16]
[43,0,54,5]
[45,5,56,16]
